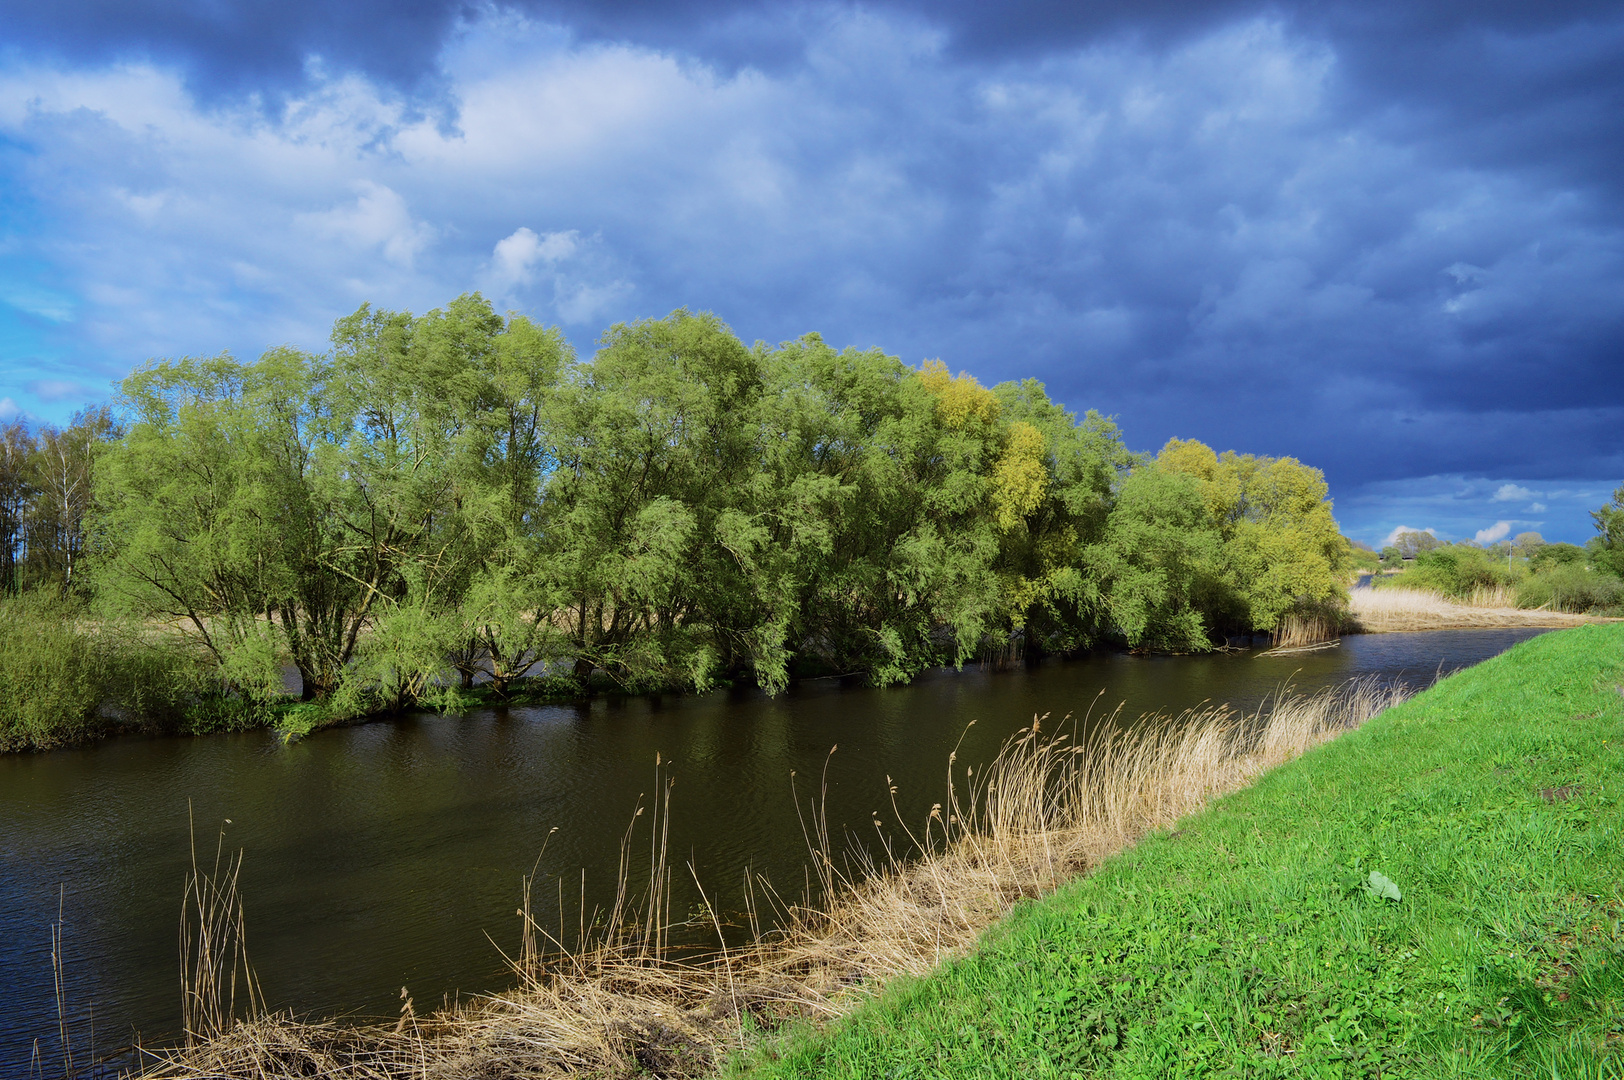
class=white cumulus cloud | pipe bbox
[1474,520,1513,544]
[299,181,434,268]
[1493,483,1538,502]
[488,227,580,292]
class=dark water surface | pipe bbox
[0,629,1547,1070]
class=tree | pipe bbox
[1592,486,1624,578]
[1155,438,1349,636]
[1511,531,1545,559]
[1530,542,1586,570]
[1390,529,1444,560]
[93,350,338,699]
[989,379,1129,656]
[1084,464,1221,651]
[93,294,553,705]
[538,310,766,691]
[29,407,117,592]
[460,316,575,695]
[0,423,32,595]
[788,353,1008,683]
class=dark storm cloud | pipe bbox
[7,0,1620,90]
[2,0,1620,546]
[0,0,464,96]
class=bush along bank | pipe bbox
[0,592,261,752]
[731,622,1624,1079]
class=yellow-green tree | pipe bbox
[1156,438,1349,635]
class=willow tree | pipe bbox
[1083,463,1223,651]
[537,309,767,690]
[92,349,338,698]
[1156,437,1349,636]
[458,315,576,694]
[759,347,1004,684]
[989,378,1130,655]
[93,294,559,704]
[1592,486,1624,579]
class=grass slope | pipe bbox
[734,624,1624,1079]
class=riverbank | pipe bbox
[1348,584,1606,633]
[732,622,1624,1078]
[134,675,1412,1077]
[4,581,1594,755]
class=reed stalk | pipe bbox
[178,807,263,1049]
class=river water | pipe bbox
[0,628,1546,1071]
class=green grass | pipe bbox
[731,624,1624,1079]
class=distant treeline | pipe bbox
[4,296,1357,744]
[1375,519,1624,614]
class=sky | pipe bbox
[0,0,1620,547]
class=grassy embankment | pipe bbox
[731,623,1624,1079]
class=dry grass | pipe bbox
[1348,586,1598,633]
[133,677,1409,1080]
[1271,612,1343,650]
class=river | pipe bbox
[0,628,1547,1072]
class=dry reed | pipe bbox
[179,807,264,1049]
[1270,612,1342,650]
[134,677,1408,1080]
[1348,586,1596,633]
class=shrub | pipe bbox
[0,592,255,750]
[1378,544,1511,601]
[0,592,107,750]
[1529,542,1587,571]
[1517,563,1624,614]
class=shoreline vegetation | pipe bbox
[134,623,1624,1078]
[137,675,1411,1078]
[3,295,1371,753]
[2,296,1620,753]
[1346,584,1613,634]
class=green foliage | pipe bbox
[1345,543,1381,573]
[1389,528,1446,560]
[0,592,104,749]
[5,297,1357,743]
[1382,543,1513,600]
[0,592,232,750]
[1530,542,1587,571]
[1156,438,1350,636]
[0,407,116,595]
[1337,868,1403,902]
[1591,485,1624,578]
[1517,562,1624,614]
[732,624,1624,1079]
[1084,465,1220,652]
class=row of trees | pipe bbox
[16,297,1353,718]
[0,409,113,594]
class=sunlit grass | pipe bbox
[734,623,1624,1079]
